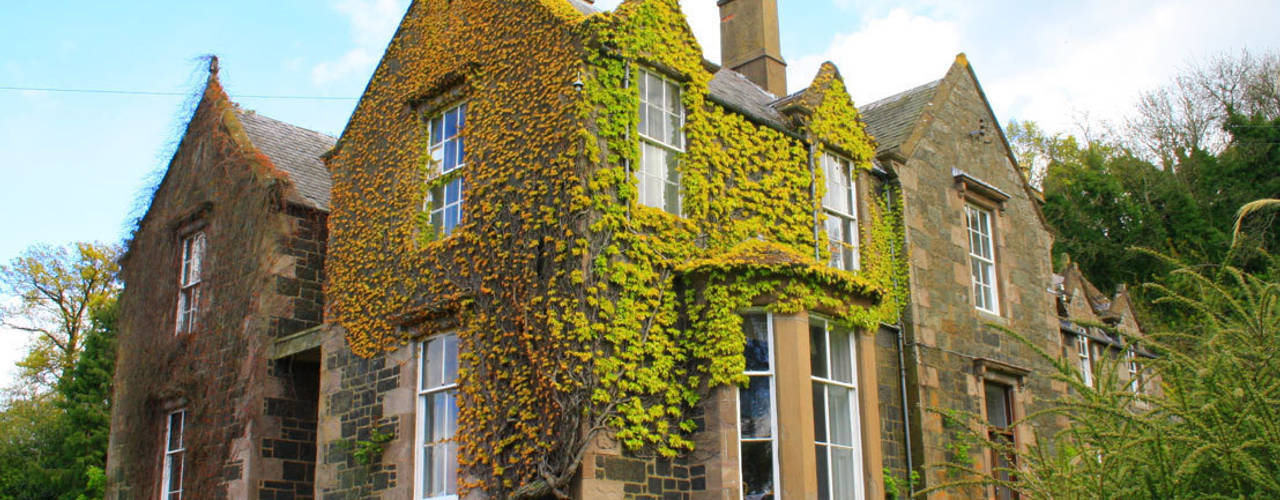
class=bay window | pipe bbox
[810,317,863,500]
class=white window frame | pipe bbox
[1126,347,1139,393]
[425,103,467,238]
[175,232,205,334]
[635,68,684,215]
[810,316,865,500]
[736,312,779,500]
[822,153,860,271]
[965,204,999,314]
[415,333,459,500]
[1076,334,1093,388]
[161,409,186,500]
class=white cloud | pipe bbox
[310,0,410,86]
[312,49,378,86]
[790,0,1280,135]
[788,9,961,102]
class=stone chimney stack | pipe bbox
[718,0,787,96]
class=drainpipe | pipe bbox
[623,60,632,222]
[809,140,820,261]
[882,179,915,495]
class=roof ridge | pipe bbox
[235,108,337,140]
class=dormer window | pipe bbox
[426,103,467,238]
[636,69,684,215]
[176,231,206,334]
[822,153,860,271]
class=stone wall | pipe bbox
[894,58,1066,497]
[316,328,414,500]
[272,206,328,338]
[259,359,321,500]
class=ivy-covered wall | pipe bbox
[324,0,904,497]
[107,68,326,499]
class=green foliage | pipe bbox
[53,298,118,500]
[350,425,396,466]
[883,466,919,500]
[0,241,121,390]
[0,274,117,500]
[930,253,1280,499]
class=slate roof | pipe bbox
[857,80,940,153]
[707,69,789,130]
[235,109,336,212]
[566,0,600,15]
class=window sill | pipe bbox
[975,308,1007,326]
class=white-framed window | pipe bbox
[822,153,860,271]
[1126,347,1139,393]
[738,313,778,500]
[415,333,459,500]
[1076,334,1093,388]
[161,409,186,500]
[175,232,205,334]
[965,204,999,314]
[810,316,864,500]
[425,103,467,238]
[636,69,684,215]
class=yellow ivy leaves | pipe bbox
[325,0,903,497]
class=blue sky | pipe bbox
[0,0,1276,387]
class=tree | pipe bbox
[53,297,118,500]
[927,249,1280,499]
[1125,50,1280,169]
[0,242,120,389]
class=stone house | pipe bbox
[105,1,1148,499]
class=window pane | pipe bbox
[456,136,465,166]
[432,392,448,441]
[443,335,458,384]
[636,71,647,103]
[430,144,444,168]
[739,376,772,438]
[985,382,1010,428]
[443,141,457,172]
[168,412,183,450]
[444,109,458,139]
[816,444,830,500]
[647,104,664,139]
[444,441,457,494]
[812,382,827,443]
[646,73,662,105]
[742,314,770,372]
[430,117,443,145]
[638,105,648,136]
[667,110,682,147]
[457,103,466,129]
[828,385,853,446]
[424,339,443,389]
[830,327,853,384]
[444,206,459,236]
[810,322,828,378]
[831,446,856,500]
[740,441,774,500]
[422,444,435,497]
[168,452,183,490]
